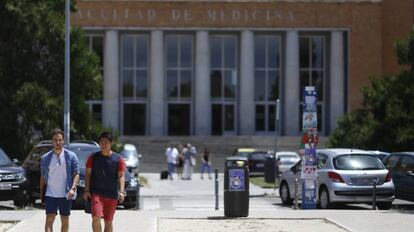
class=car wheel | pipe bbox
[13,191,30,208]
[279,182,293,205]
[377,202,392,210]
[319,187,333,209]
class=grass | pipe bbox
[249,177,278,189]
[138,175,149,187]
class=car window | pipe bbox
[67,146,98,168]
[400,156,414,172]
[384,155,400,169]
[333,154,384,170]
[249,152,268,159]
[316,153,328,169]
[0,148,11,165]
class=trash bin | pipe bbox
[264,154,276,183]
[224,156,249,217]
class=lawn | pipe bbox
[249,177,278,189]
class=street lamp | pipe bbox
[64,0,70,143]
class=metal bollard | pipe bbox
[294,178,299,209]
[215,169,219,210]
[372,178,377,210]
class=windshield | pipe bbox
[333,154,384,170]
[249,152,269,160]
[120,149,137,159]
[0,147,11,166]
[67,146,98,168]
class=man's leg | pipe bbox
[45,214,56,232]
[103,220,113,232]
[92,216,102,232]
[60,216,69,232]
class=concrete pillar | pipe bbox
[284,30,300,135]
[195,31,211,135]
[150,30,164,135]
[103,30,120,131]
[330,31,345,132]
[239,30,255,135]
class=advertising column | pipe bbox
[300,86,318,209]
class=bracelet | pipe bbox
[118,191,125,195]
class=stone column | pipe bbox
[195,31,211,135]
[150,30,164,135]
[103,30,120,131]
[284,30,300,135]
[330,31,345,132]
[239,30,255,135]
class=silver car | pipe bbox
[279,148,395,209]
[120,143,142,176]
[276,151,300,173]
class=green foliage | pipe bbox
[0,0,107,158]
[328,32,414,152]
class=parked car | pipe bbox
[279,148,395,209]
[367,150,390,162]
[275,151,300,173]
[120,143,142,176]
[22,141,139,209]
[383,152,414,202]
[0,146,29,207]
[246,150,274,176]
[233,148,257,157]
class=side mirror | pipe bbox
[13,158,20,165]
[138,154,142,159]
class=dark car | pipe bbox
[22,142,139,209]
[0,146,30,207]
[383,152,414,202]
[247,151,274,176]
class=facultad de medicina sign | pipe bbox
[72,7,296,27]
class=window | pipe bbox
[299,35,325,132]
[400,156,414,172]
[84,34,104,122]
[165,35,193,100]
[210,35,237,135]
[121,35,149,135]
[385,155,400,169]
[254,35,281,133]
[317,153,329,169]
[165,35,193,135]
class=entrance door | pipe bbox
[212,104,235,135]
[168,104,190,135]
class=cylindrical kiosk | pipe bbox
[224,156,249,217]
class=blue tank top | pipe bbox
[90,152,122,199]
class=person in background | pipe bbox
[165,144,178,180]
[176,144,185,178]
[200,148,212,179]
[40,128,79,232]
[182,143,196,180]
[83,132,126,232]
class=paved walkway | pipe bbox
[3,173,414,232]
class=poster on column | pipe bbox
[301,86,318,209]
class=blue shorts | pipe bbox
[45,197,73,216]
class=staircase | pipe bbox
[120,136,328,173]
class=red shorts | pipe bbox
[91,194,118,221]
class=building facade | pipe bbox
[73,0,414,136]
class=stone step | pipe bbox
[120,136,328,173]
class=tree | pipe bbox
[328,32,414,151]
[0,0,106,158]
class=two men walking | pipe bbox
[40,130,125,232]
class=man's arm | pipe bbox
[83,168,92,201]
[118,171,125,203]
[39,176,45,203]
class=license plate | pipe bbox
[256,163,264,168]
[0,184,12,190]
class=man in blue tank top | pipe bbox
[83,132,126,232]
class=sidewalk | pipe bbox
[5,172,414,232]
